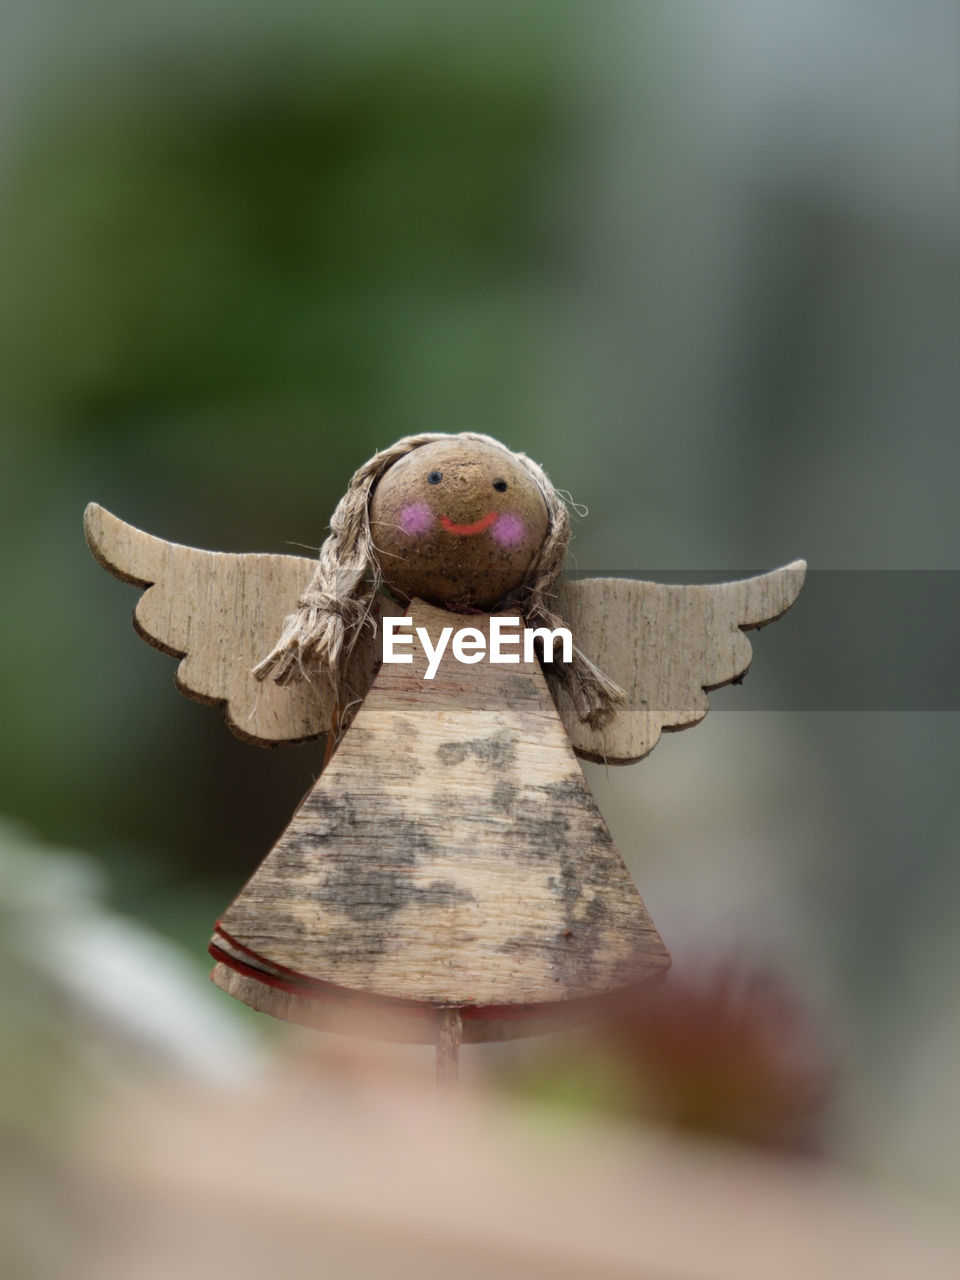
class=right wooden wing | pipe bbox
[553,562,806,764]
[84,503,380,747]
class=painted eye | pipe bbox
[427,471,443,485]
[493,479,508,492]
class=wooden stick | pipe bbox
[436,1008,462,1093]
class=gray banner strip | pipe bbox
[561,570,960,711]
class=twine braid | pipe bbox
[253,432,626,730]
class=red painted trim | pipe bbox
[210,925,661,1023]
[439,511,498,537]
[210,940,438,1024]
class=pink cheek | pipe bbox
[398,502,435,536]
[491,513,526,548]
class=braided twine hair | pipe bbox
[253,432,625,731]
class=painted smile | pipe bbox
[439,511,499,537]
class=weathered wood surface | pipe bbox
[554,562,806,763]
[83,503,379,745]
[214,600,670,1027]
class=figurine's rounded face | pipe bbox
[369,438,550,609]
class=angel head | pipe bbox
[368,435,553,610]
[253,432,624,728]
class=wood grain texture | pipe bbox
[215,600,669,1022]
[83,503,379,746]
[554,562,806,763]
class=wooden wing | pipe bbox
[84,503,379,746]
[553,561,806,764]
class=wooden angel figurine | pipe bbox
[85,433,804,1063]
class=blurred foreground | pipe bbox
[2,822,958,1279]
[7,1049,959,1280]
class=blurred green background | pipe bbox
[1,0,957,1207]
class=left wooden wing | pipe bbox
[84,503,379,746]
[553,561,806,764]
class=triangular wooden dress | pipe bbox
[210,601,670,1042]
